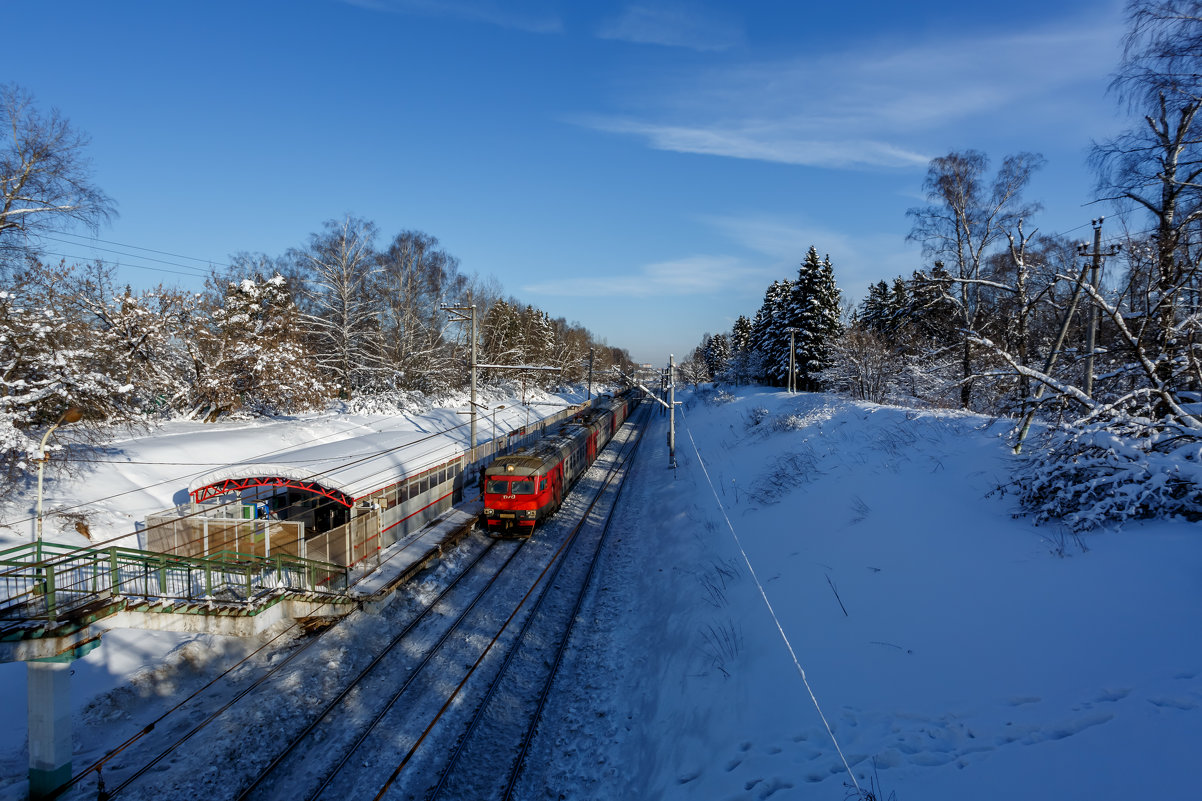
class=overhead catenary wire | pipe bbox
[678,404,863,796]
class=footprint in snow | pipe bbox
[1148,696,1198,711]
[1007,696,1041,706]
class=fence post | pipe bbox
[108,548,119,598]
[45,564,56,623]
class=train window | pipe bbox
[539,478,547,491]
[511,479,535,494]
[401,481,413,503]
[417,475,430,494]
[486,479,509,494]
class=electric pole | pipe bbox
[442,304,478,451]
[668,354,676,467]
[784,326,800,393]
[1077,218,1120,398]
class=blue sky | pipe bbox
[6,0,1130,364]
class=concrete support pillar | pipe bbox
[27,660,72,800]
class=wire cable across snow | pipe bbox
[679,405,863,795]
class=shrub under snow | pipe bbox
[1012,419,1202,530]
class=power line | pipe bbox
[37,236,218,276]
[49,230,233,266]
[37,250,211,280]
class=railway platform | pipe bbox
[2,500,483,800]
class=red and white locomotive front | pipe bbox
[481,457,551,532]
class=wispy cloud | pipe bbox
[582,118,929,168]
[342,0,562,34]
[580,21,1121,169]
[523,255,768,298]
[702,214,923,302]
[597,3,743,52]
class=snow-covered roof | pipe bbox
[188,430,464,504]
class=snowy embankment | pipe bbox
[0,386,1198,801]
[530,387,1201,801]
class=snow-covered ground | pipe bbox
[528,387,1201,800]
[2,385,1200,800]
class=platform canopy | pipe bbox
[188,430,464,506]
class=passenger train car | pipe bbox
[481,392,633,534]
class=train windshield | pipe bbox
[486,477,537,495]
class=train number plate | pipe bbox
[500,513,515,519]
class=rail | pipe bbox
[0,540,348,629]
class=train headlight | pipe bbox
[524,510,537,518]
[484,508,495,515]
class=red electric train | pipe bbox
[480,393,633,534]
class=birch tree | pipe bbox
[907,150,1044,409]
[290,216,384,398]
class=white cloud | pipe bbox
[701,214,923,304]
[581,19,1123,169]
[597,3,743,52]
[583,118,930,168]
[522,255,768,298]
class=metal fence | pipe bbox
[0,541,347,626]
[143,507,306,560]
[305,512,379,569]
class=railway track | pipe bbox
[65,402,646,801]
[421,402,649,801]
[58,533,505,801]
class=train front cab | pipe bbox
[482,461,564,535]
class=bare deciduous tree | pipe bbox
[906,150,1044,408]
[289,216,384,398]
[0,84,115,272]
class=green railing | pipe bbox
[0,540,348,627]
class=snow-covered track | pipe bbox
[73,534,505,801]
[64,403,646,801]
[422,402,650,801]
[232,536,525,801]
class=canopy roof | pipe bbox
[188,430,463,506]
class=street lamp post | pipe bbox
[35,407,82,553]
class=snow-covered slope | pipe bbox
[2,386,1199,800]
[526,387,1202,800]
